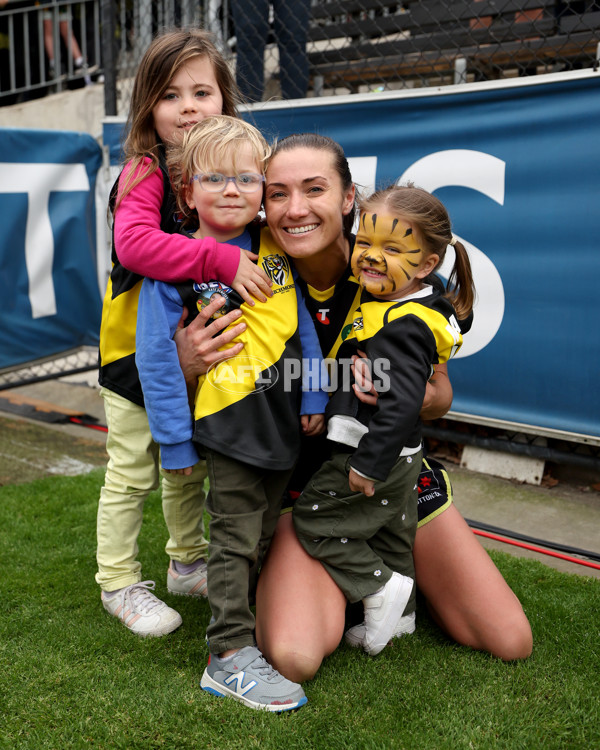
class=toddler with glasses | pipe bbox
[135,115,326,712]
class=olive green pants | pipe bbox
[293,448,421,607]
[204,449,293,655]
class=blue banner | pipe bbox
[244,71,600,440]
[0,129,102,369]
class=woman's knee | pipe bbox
[489,612,533,661]
[267,643,323,683]
[427,598,533,661]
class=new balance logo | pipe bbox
[224,671,258,696]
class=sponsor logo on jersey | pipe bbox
[341,322,353,341]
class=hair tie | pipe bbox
[449,236,458,246]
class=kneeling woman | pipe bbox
[253,133,532,682]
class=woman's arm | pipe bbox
[174,297,248,384]
[352,357,453,419]
[420,363,453,420]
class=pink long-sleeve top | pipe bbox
[113,157,241,285]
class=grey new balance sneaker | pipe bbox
[200,646,307,712]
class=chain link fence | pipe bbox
[3,1,597,108]
[101,0,600,115]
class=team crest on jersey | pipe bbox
[193,280,242,319]
[262,254,290,286]
[352,317,364,332]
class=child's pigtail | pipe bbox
[444,236,475,320]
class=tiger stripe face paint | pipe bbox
[352,211,434,300]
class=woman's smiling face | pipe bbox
[264,147,355,259]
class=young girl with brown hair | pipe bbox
[96,29,271,637]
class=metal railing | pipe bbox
[0,0,101,104]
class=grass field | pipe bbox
[0,469,599,750]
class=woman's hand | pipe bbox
[231,249,273,305]
[352,353,453,419]
[348,467,375,497]
[351,351,378,405]
[174,294,247,383]
[301,414,325,436]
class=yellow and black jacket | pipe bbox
[98,149,176,406]
[327,286,462,481]
[136,225,325,472]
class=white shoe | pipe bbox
[362,572,414,656]
[101,581,182,637]
[167,560,208,598]
[345,611,416,649]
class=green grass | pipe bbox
[0,470,599,750]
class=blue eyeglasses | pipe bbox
[190,173,265,193]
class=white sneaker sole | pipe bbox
[345,610,416,649]
[200,669,307,712]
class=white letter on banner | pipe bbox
[398,150,505,357]
[0,163,90,319]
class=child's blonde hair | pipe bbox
[116,28,240,209]
[359,184,475,319]
[168,115,271,226]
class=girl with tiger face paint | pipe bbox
[352,211,439,301]
[355,184,474,319]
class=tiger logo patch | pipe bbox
[262,254,291,286]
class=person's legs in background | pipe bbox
[96,388,182,637]
[272,0,310,99]
[231,0,270,101]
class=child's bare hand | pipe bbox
[301,414,325,436]
[163,466,194,476]
[231,249,273,306]
[348,467,375,496]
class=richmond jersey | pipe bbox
[137,225,326,472]
[327,285,463,481]
[190,226,305,470]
